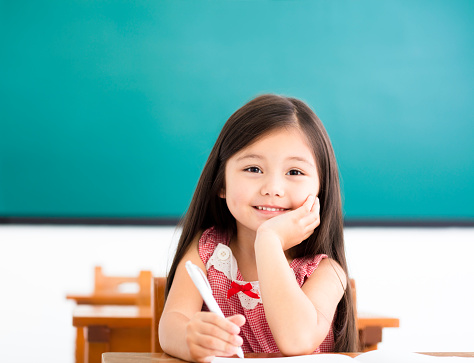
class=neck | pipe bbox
[229,227,259,281]
[230,226,256,258]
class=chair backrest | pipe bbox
[350,278,357,313]
[93,266,153,306]
[151,277,166,352]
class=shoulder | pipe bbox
[313,258,347,292]
[301,257,347,303]
[180,230,204,266]
[292,254,338,284]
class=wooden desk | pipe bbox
[102,352,474,363]
[73,306,399,363]
[73,306,152,363]
[69,295,141,363]
[357,312,399,351]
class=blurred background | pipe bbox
[0,1,473,362]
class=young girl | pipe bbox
[159,94,357,362]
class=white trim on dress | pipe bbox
[206,243,262,310]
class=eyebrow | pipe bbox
[236,154,316,168]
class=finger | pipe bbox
[312,197,320,214]
[194,330,242,356]
[196,313,243,348]
[200,312,241,335]
[311,214,321,228]
[293,195,314,218]
[299,213,320,240]
[188,344,215,363]
[188,342,235,363]
[304,196,319,215]
[198,322,243,348]
[299,199,320,225]
[307,215,321,235]
[188,325,241,361]
[307,211,321,228]
[227,314,246,328]
[304,195,315,212]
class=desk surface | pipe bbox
[102,352,474,363]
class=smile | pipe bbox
[255,206,287,212]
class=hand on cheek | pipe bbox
[257,195,320,251]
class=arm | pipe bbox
[255,196,346,355]
[159,235,245,362]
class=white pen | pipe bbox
[185,260,244,359]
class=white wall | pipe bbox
[0,226,473,363]
[344,228,474,352]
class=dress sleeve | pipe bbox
[292,254,328,286]
[198,227,219,265]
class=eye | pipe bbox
[244,166,262,174]
[287,169,304,176]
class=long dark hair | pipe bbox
[166,94,358,352]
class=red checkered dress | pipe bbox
[198,227,335,353]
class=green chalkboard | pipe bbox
[1,1,473,223]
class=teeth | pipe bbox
[257,206,285,212]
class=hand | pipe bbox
[185,312,245,362]
[256,195,320,251]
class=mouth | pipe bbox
[254,206,289,212]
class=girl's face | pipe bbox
[222,127,320,239]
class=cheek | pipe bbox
[292,180,320,206]
[225,180,249,210]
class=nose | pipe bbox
[260,174,285,197]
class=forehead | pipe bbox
[232,127,315,162]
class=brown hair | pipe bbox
[166,94,358,352]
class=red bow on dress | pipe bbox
[227,281,260,299]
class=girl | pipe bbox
[159,94,357,362]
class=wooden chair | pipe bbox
[69,267,153,363]
[151,277,166,353]
[67,266,153,306]
[350,278,357,312]
[93,266,153,306]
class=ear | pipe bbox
[219,188,226,198]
